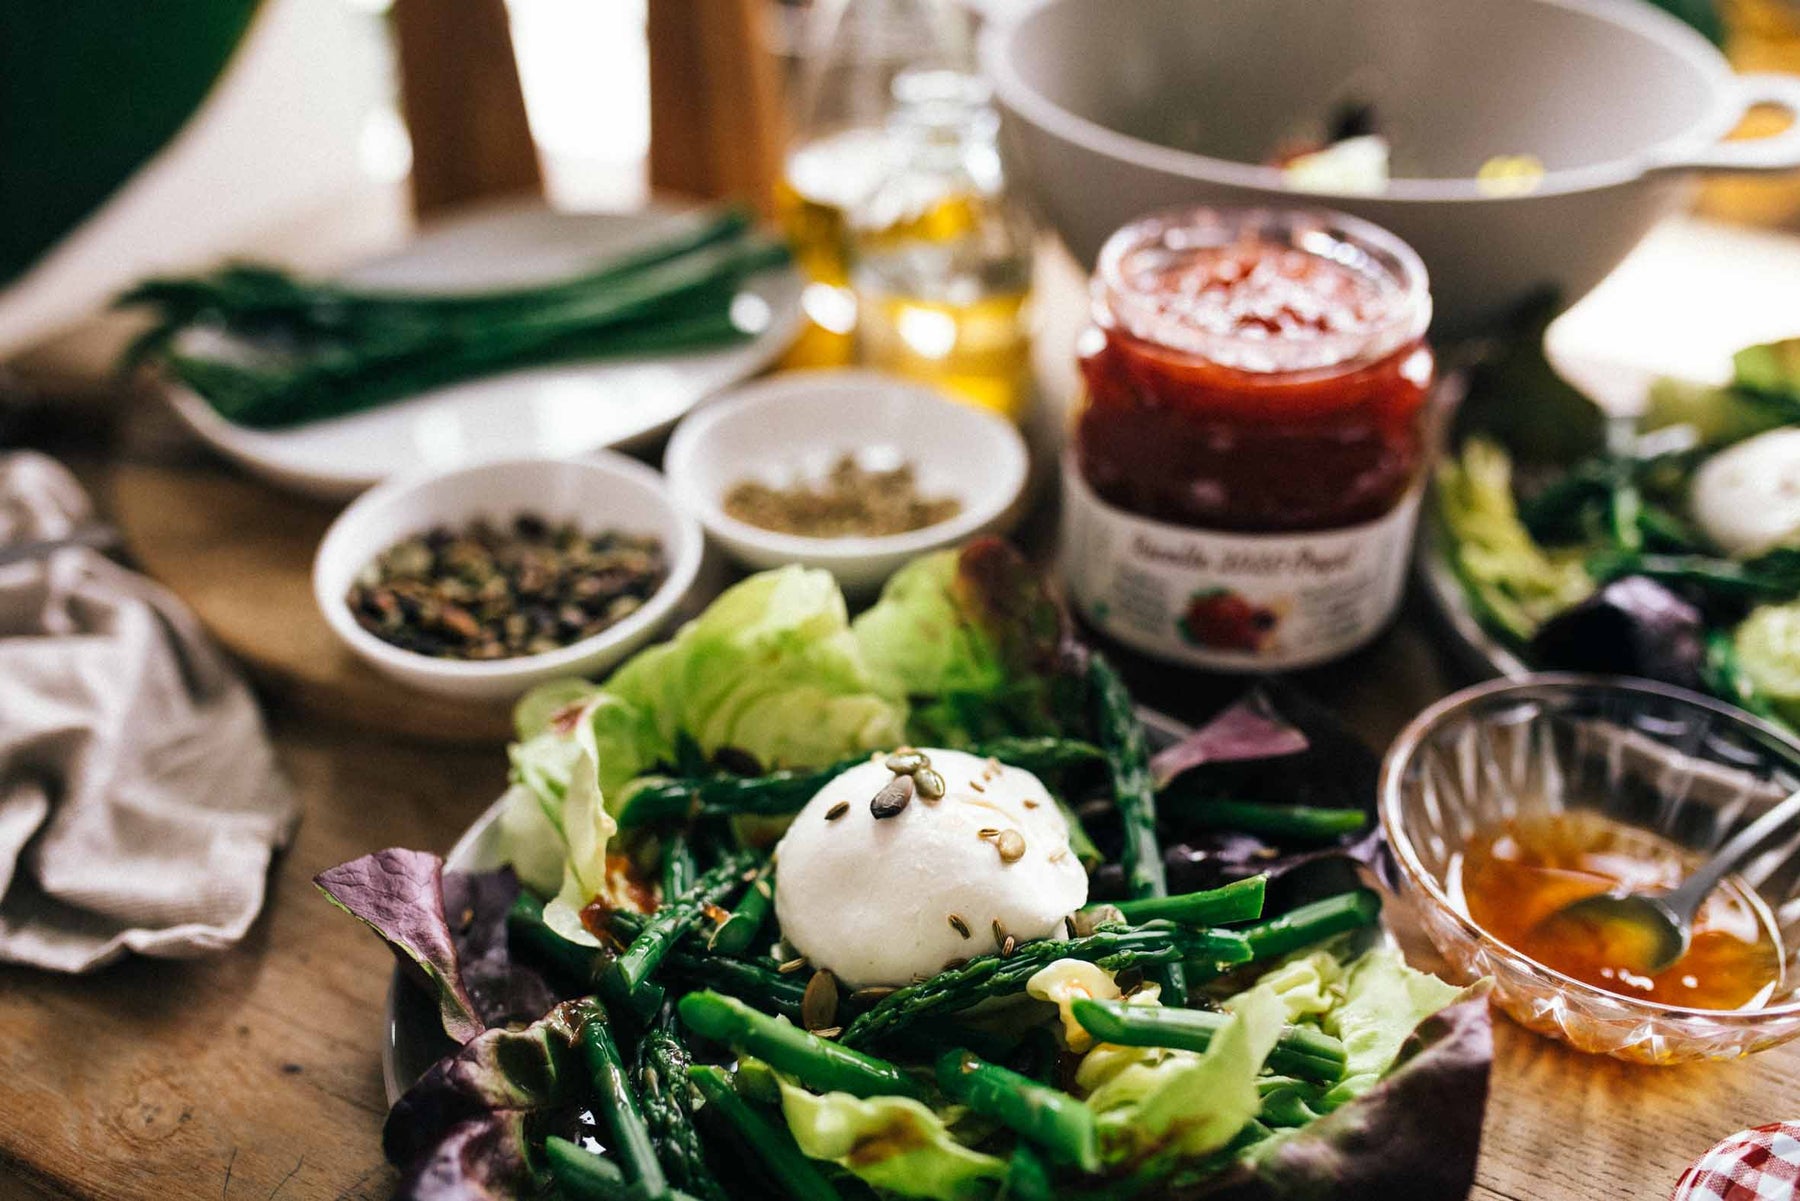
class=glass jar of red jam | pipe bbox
[1062,207,1435,670]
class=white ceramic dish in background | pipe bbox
[312,454,702,701]
[165,203,802,500]
[663,370,1030,594]
[982,0,1800,334]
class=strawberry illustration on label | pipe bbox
[1178,588,1280,652]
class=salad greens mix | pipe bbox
[319,539,1489,1201]
[1437,316,1800,730]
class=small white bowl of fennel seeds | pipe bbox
[314,453,702,701]
[665,370,1030,594]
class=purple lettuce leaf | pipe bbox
[1191,997,1493,1201]
[396,1113,535,1201]
[315,849,486,1045]
[1149,690,1310,788]
[443,867,562,1029]
[384,997,600,1190]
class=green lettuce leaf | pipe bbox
[499,567,908,910]
[1082,977,1289,1169]
[607,564,905,771]
[1735,337,1800,405]
[540,743,619,948]
[777,1077,1005,1200]
[1322,948,1467,1101]
[853,538,1084,745]
[1735,601,1800,728]
[1436,438,1594,642]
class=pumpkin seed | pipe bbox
[870,773,915,819]
[802,969,840,1032]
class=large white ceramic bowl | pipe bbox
[983,0,1800,334]
[313,454,702,701]
[664,370,1030,593]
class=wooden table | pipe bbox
[9,224,1800,1201]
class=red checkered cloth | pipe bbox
[1673,1123,1800,1201]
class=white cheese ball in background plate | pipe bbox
[1690,428,1800,558]
[773,748,1089,990]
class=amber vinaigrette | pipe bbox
[1458,812,1784,1010]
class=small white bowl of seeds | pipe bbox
[313,453,702,701]
[665,370,1030,594]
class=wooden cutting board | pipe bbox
[109,456,517,745]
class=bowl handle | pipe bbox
[1645,73,1800,176]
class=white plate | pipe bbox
[164,203,802,500]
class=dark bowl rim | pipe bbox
[1379,672,1800,1022]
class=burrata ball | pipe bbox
[773,748,1089,989]
[1691,427,1800,557]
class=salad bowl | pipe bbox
[1429,322,1800,735]
[983,0,1800,333]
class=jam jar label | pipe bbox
[1061,456,1421,671]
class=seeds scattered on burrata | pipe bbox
[773,748,1088,989]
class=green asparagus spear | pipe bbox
[1162,797,1368,841]
[662,830,697,899]
[136,231,788,429]
[1239,890,1381,963]
[609,851,758,998]
[840,923,1250,1050]
[935,1050,1099,1171]
[687,1066,842,1201]
[617,738,1107,828]
[544,1136,629,1200]
[1089,655,1183,997]
[1006,1143,1058,1201]
[660,947,807,1021]
[977,736,1108,773]
[511,892,800,1019]
[1056,796,1105,871]
[582,1019,668,1194]
[1069,999,1346,1084]
[708,863,774,954]
[1587,549,1800,601]
[678,991,923,1100]
[545,1136,709,1201]
[1109,876,1266,926]
[507,891,605,987]
[637,1016,728,1201]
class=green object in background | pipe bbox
[0,2,263,285]
[1642,0,1726,45]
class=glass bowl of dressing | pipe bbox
[1381,675,1800,1064]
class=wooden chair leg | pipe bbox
[391,0,543,216]
[647,0,785,213]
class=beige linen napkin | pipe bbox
[0,451,297,971]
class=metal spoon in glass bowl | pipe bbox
[1531,788,1800,977]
